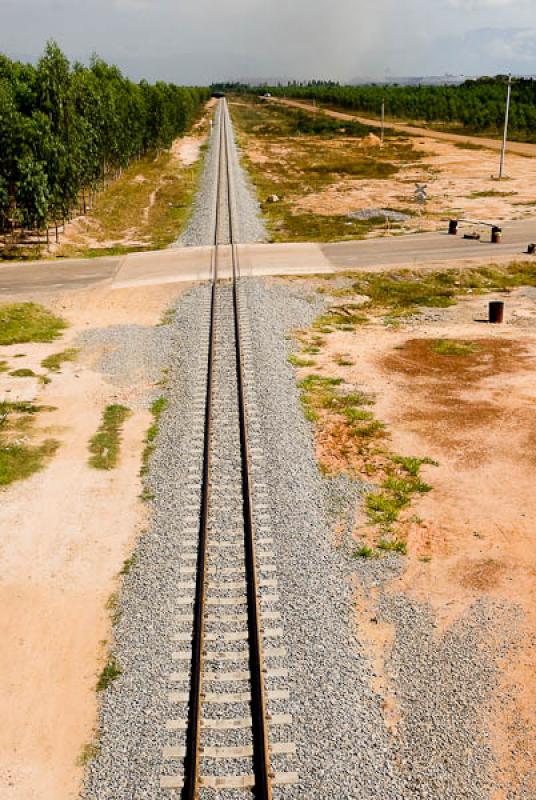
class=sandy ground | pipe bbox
[313,289,536,794]
[245,99,536,237]
[0,281,187,800]
[294,135,536,233]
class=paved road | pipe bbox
[322,217,536,270]
[0,257,121,295]
[1,218,535,294]
[269,97,536,158]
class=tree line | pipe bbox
[0,41,209,244]
[251,78,536,142]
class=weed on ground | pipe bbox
[9,368,36,377]
[88,404,131,470]
[41,348,79,372]
[96,656,122,691]
[0,401,59,486]
[140,396,169,477]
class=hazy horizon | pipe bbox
[0,0,534,84]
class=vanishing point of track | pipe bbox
[161,99,296,798]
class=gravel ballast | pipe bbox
[176,103,266,247]
[85,98,522,799]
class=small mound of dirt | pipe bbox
[359,133,382,149]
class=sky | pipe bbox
[0,0,535,83]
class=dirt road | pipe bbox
[269,97,536,159]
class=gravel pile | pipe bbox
[349,207,412,222]
[77,324,172,409]
[176,102,266,247]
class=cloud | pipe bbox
[446,0,529,7]
[0,0,534,82]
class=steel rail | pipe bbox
[181,99,273,800]
[222,103,273,800]
[181,103,223,800]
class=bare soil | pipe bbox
[294,135,536,232]
[312,289,536,794]
[0,281,186,800]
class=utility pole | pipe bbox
[498,74,512,180]
[381,98,385,146]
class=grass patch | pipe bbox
[454,141,485,151]
[88,404,131,470]
[0,400,59,486]
[377,538,407,554]
[288,353,315,367]
[354,544,376,559]
[9,368,36,377]
[158,307,176,326]
[96,656,122,691]
[77,741,100,767]
[332,261,536,320]
[390,454,438,476]
[140,487,155,502]
[0,360,8,372]
[430,339,479,357]
[313,304,369,331]
[0,303,66,345]
[105,592,121,625]
[335,355,354,366]
[41,348,79,372]
[140,396,168,477]
[0,438,59,486]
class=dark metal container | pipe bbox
[489,301,504,323]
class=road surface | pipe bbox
[1,217,535,295]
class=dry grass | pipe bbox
[230,98,423,243]
[57,147,205,258]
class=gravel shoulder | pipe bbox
[79,276,531,800]
[176,103,266,247]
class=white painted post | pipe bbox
[499,74,512,180]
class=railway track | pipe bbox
[160,100,297,797]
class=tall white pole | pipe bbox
[499,74,512,180]
[381,99,385,146]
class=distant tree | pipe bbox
[15,157,49,229]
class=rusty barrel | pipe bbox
[489,301,504,324]
[491,226,502,244]
[448,219,458,235]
